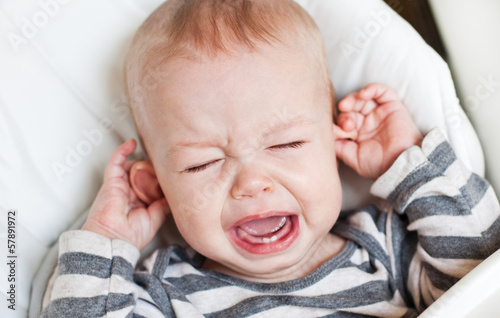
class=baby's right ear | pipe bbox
[130,161,165,204]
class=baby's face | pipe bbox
[144,44,343,280]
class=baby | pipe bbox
[42,0,500,317]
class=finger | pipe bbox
[147,198,170,233]
[359,99,378,116]
[129,193,147,210]
[104,139,137,181]
[123,160,139,184]
[335,139,360,172]
[124,160,138,172]
[372,101,402,123]
[336,113,356,131]
[338,93,358,112]
[340,91,377,115]
[337,112,365,133]
[359,83,398,105]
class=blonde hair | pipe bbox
[125,0,335,145]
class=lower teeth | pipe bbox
[263,235,278,244]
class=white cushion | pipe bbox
[0,0,483,316]
[295,0,484,208]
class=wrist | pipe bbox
[81,220,123,242]
[370,128,446,207]
[59,230,140,273]
[371,145,427,198]
[378,133,423,179]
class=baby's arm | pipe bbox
[336,83,500,310]
[372,128,500,311]
[42,140,169,317]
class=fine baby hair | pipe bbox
[124,0,336,151]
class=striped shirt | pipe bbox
[42,129,500,317]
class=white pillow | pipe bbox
[295,0,484,208]
[0,0,483,316]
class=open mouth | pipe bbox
[229,213,299,255]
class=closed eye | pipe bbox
[183,142,304,173]
[269,141,305,150]
[184,159,222,173]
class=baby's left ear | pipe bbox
[130,161,164,204]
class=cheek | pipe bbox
[295,143,340,191]
[160,172,214,215]
[302,165,342,210]
[159,172,228,241]
[170,201,231,259]
[292,145,342,222]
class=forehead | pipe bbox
[159,45,319,97]
[143,45,329,155]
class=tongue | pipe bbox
[239,216,286,236]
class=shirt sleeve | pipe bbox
[371,128,500,311]
[40,230,165,317]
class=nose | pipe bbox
[231,164,274,199]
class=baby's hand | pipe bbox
[81,139,169,250]
[335,83,423,180]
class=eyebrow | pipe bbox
[263,114,314,137]
[165,137,224,156]
[168,114,314,154]
[171,139,220,150]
